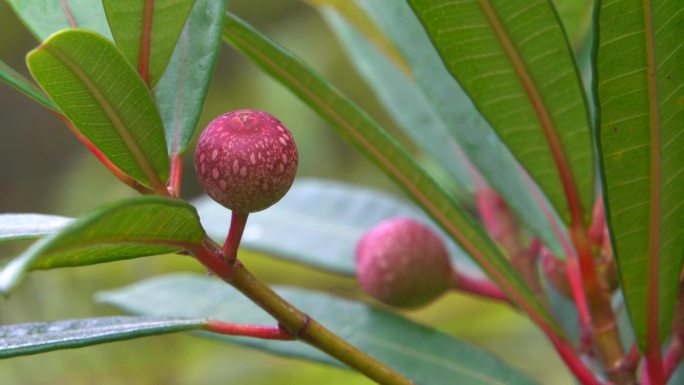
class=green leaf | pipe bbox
[0,316,205,358]
[0,59,58,111]
[98,273,539,385]
[102,0,195,88]
[552,0,594,48]
[408,0,595,226]
[319,7,474,193]
[596,0,684,349]
[27,29,170,191]
[6,0,112,41]
[154,0,227,156]
[223,14,561,334]
[0,214,72,244]
[195,179,476,275]
[0,196,204,295]
[352,0,568,256]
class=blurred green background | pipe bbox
[0,1,583,384]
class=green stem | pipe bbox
[189,240,415,385]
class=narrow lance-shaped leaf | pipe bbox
[319,8,474,193]
[0,214,72,244]
[195,179,478,276]
[103,0,195,87]
[596,0,684,350]
[1,180,478,277]
[408,0,595,226]
[0,59,58,111]
[0,196,205,295]
[0,316,205,358]
[99,274,540,385]
[27,29,170,191]
[552,0,594,49]
[154,0,228,156]
[6,0,112,41]
[222,13,561,335]
[352,0,568,256]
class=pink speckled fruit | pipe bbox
[355,218,452,308]
[194,110,298,213]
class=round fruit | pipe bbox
[194,110,298,213]
[355,218,452,308]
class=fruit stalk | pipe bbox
[222,212,249,262]
[450,269,512,305]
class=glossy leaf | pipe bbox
[154,0,227,156]
[102,0,195,88]
[223,14,560,334]
[195,179,475,276]
[0,316,204,358]
[319,8,474,192]
[99,273,539,385]
[408,0,594,226]
[596,0,684,349]
[352,0,567,256]
[0,59,58,111]
[0,214,72,244]
[6,0,112,41]
[0,196,204,295]
[27,29,170,191]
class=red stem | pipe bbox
[450,269,513,305]
[663,335,683,383]
[623,344,641,372]
[645,341,665,385]
[205,321,295,340]
[551,338,605,385]
[589,197,606,246]
[138,0,154,85]
[168,154,183,197]
[222,212,249,262]
[565,255,592,338]
[470,156,601,383]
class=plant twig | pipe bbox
[188,239,415,385]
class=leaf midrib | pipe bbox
[138,0,155,84]
[44,42,165,192]
[642,0,662,354]
[476,0,585,227]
